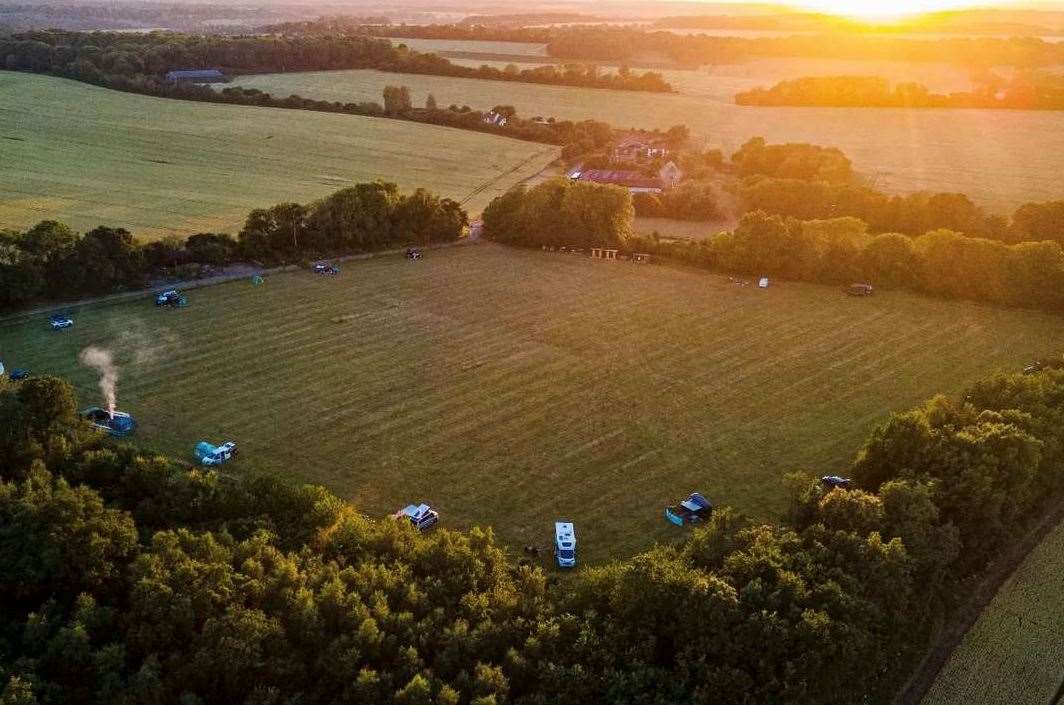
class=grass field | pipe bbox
[0,72,558,239]
[231,63,1064,211]
[2,243,1062,563]
[922,518,1064,705]
[634,216,735,240]
[387,37,550,57]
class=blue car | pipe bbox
[50,314,74,330]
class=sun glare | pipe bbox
[789,0,982,21]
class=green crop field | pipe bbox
[3,244,1062,563]
[923,519,1064,705]
[232,64,1064,211]
[0,72,558,239]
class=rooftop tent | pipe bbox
[195,441,217,459]
[400,504,432,520]
[680,493,710,512]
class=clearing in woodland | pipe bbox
[1,244,1061,562]
[0,72,558,239]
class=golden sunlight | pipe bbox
[788,0,983,21]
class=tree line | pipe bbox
[0,29,672,94]
[2,352,1064,703]
[736,73,1064,111]
[649,211,1064,312]
[482,178,1064,314]
[731,137,1064,246]
[216,83,616,158]
[0,31,627,157]
[0,182,465,310]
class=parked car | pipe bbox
[665,492,713,526]
[313,262,340,275]
[195,440,237,466]
[156,289,187,307]
[50,314,74,330]
[393,503,439,532]
[821,475,853,490]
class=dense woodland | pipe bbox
[0,30,672,93]
[736,73,1064,110]
[0,182,464,309]
[3,351,1064,703]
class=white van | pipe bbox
[554,521,576,568]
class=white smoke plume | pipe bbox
[79,346,117,418]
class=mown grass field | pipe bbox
[0,72,558,239]
[386,37,549,57]
[2,244,1062,563]
[923,518,1064,705]
[232,60,1064,211]
[634,216,735,241]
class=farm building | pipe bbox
[612,134,669,163]
[572,169,663,194]
[165,69,228,83]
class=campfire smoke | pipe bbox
[79,346,118,418]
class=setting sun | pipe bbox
[788,0,983,21]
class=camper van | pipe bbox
[554,521,577,568]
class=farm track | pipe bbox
[2,244,1063,563]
